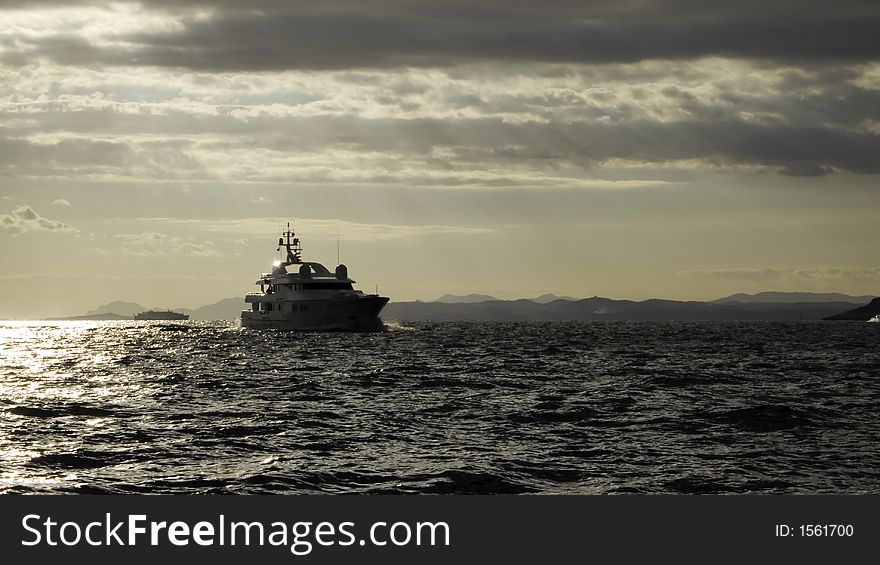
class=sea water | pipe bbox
[1,320,878,494]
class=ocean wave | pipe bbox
[1,320,878,494]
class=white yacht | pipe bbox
[134,309,189,321]
[240,223,389,330]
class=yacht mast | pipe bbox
[277,222,302,264]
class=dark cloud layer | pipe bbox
[3,0,880,70]
[2,1,879,180]
[3,113,879,180]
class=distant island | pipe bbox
[48,297,249,321]
[40,291,878,322]
[433,293,498,304]
[824,297,880,321]
[384,296,874,322]
[48,312,134,321]
[434,293,578,304]
[55,305,190,321]
[713,291,875,304]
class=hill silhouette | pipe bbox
[714,291,873,304]
[86,301,144,317]
[824,298,880,321]
[532,293,577,303]
[383,297,855,321]
[433,293,498,303]
[66,293,878,322]
[180,297,245,320]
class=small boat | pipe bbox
[240,222,389,330]
[134,310,190,321]
[868,315,880,323]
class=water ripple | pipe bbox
[1,320,879,494]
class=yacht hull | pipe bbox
[240,296,389,331]
[134,311,189,321]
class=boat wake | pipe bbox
[383,320,415,332]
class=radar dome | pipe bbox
[299,264,312,277]
[335,264,348,279]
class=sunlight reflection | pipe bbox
[0,472,65,491]
[0,321,162,493]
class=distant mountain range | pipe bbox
[384,297,868,322]
[178,298,247,320]
[531,293,578,303]
[87,301,144,317]
[433,293,498,303]
[824,297,880,321]
[52,291,877,322]
[73,298,246,321]
[55,312,134,321]
[434,293,577,303]
[435,291,873,305]
[713,291,875,304]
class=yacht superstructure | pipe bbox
[134,310,189,321]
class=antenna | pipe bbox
[336,219,340,265]
[276,219,302,264]
[277,218,282,258]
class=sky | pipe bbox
[1,0,879,317]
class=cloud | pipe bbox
[682,266,880,285]
[0,205,77,235]
[1,3,879,186]
[115,231,221,256]
[112,217,494,242]
[3,113,878,182]
[0,272,242,282]
[51,198,71,206]
[2,58,879,182]
[3,1,879,71]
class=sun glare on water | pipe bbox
[0,321,155,492]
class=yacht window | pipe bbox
[301,282,354,290]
